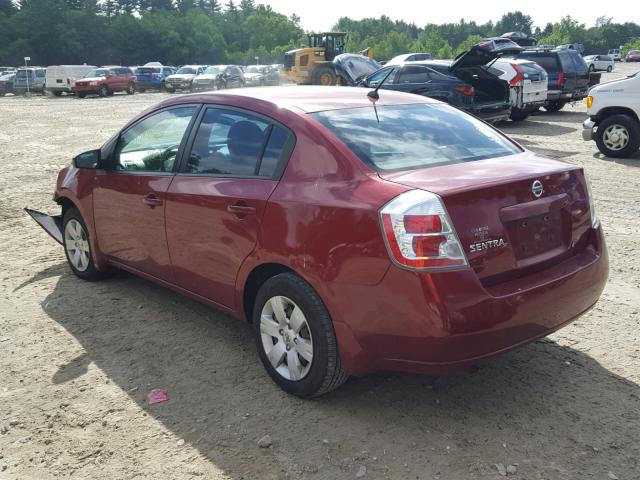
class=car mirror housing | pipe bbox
[73,149,100,169]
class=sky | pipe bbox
[263,0,640,32]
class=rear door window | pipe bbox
[366,67,397,87]
[522,54,559,72]
[397,66,430,84]
[183,108,292,177]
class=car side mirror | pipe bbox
[74,149,100,169]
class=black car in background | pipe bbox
[354,38,519,123]
[510,48,589,112]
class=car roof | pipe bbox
[158,86,437,114]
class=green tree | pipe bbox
[494,11,533,35]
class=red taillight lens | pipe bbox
[455,86,474,96]
[380,190,468,270]
[509,64,524,86]
[557,72,565,87]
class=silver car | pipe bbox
[583,55,614,72]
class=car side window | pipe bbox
[397,66,430,84]
[114,106,197,173]
[184,108,290,177]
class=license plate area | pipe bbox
[506,210,565,260]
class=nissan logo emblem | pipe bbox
[532,180,544,198]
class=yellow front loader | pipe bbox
[282,32,374,86]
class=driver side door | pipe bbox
[93,105,199,282]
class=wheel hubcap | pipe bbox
[603,124,629,151]
[320,73,332,85]
[260,296,313,381]
[64,219,90,272]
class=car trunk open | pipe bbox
[378,152,594,286]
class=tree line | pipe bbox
[1,2,640,68]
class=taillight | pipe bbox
[380,190,468,270]
[509,64,524,86]
[454,86,474,96]
[557,72,565,87]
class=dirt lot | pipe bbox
[1,63,639,480]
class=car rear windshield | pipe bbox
[518,54,559,72]
[310,103,521,172]
[137,67,159,74]
[16,70,34,79]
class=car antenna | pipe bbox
[367,68,394,123]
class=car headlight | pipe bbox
[89,81,97,86]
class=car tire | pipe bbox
[588,64,595,72]
[607,66,613,72]
[165,86,175,93]
[62,208,109,281]
[312,65,337,86]
[138,86,145,93]
[544,101,566,112]
[76,92,86,99]
[52,91,62,97]
[594,114,640,158]
[510,108,529,122]
[99,85,109,97]
[253,272,349,397]
[126,83,135,95]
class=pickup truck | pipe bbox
[582,72,640,158]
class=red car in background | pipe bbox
[73,66,136,98]
[625,50,640,62]
[27,87,608,397]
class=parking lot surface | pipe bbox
[1,64,639,479]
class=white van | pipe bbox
[46,65,96,96]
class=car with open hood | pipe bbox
[27,86,607,397]
[165,65,207,92]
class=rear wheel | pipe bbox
[510,108,529,122]
[544,101,566,112]
[62,208,109,281]
[99,84,109,97]
[312,65,337,86]
[253,273,348,397]
[76,92,86,99]
[607,66,613,72]
[594,114,640,158]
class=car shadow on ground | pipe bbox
[529,110,587,124]
[594,150,640,166]
[499,119,577,136]
[37,264,640,478]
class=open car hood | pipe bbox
[333,53,381,86]
[450,38,523,71]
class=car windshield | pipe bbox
[245,66,261,73]
[311,103,521,172]
[177,67,196,74]
[630,50,640,55]
[16,70,34,79]
[203,66,222,75]
[86,69,108,77]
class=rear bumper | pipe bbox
[47,86,72,93]
[330,226,608,376]
[582,118,596,141]
[467,103,511,123]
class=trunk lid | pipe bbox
[379,152,593,284]
[450,38,523,72]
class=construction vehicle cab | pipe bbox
[282,32,348,86]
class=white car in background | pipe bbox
[489,58,548,121]
[385,52,433,66]
[583,55,614,72]
[45,65,96,96]
[608,48,622,61]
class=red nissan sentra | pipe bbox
[27,86,608,397]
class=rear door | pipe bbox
[165,106,294,308]
[93,105,199,281]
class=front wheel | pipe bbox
[126,83,135,95]
[594,114,640,158]
[607,66,613,72]
[253,273,348,397]
[588,64,595,72]
[99,85,109,97]
[63,208,109,281]
[76,92,86,99]
[312,65,337,86]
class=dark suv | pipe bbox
[511,49,589,112]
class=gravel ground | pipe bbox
[1,64,639,480]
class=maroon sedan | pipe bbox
[27,87,608,397]
[625,50,640,62]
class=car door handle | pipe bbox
[143,194,163,208]
[227,203,256,216]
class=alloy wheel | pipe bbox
[259,296,313,381]
[64,219,90,272]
